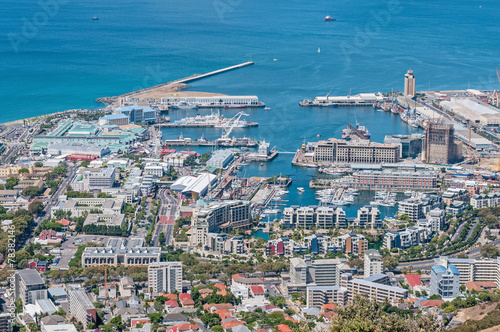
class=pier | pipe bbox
[163,139,258,147]
[97,61,255,104]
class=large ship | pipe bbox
[341,122,371,140]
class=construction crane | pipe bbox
[219,111,249,140]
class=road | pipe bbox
[152,188,179,246]
[19,164,77,249]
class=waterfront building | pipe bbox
[352,170,438,190]
[148,262,183,294]
[383,134,423,159]
[356,206,382,229]
[287,255,348,294]
[160,96,263,107]
[282,205,346,229]
[170,173,217,199]
[14,269,47,305]
[341,273,408,303]
[470,193,500,209]
[303,234,337,255]
[306,286,348,307]
[404,70,416,96]
[68,286,97,325]
[383,226,430,250]
[423,123,462,164]
[115,105,157,123]
[364,249,383,278]
[99,113,130,126]
[430,260,460,300]
[206,150,234,169]
[71,167,116,192]
[313,138,400,164]
[190,200,252,246]
[333,233,367,256]
[398,198,425,222]
[441,98,500,127]
[258,140,270,156]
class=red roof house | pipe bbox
[404,274,423,289]
[179,293,194,308]
[250,285,265,297]
[421,300,444,307]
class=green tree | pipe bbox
[28,200,44,215]
[21,186,43,198]
[383,255,399,271]
[480,244,500,258]
[18,168,30,174]
[5,177,19,190]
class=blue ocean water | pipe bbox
[1,0,499,215]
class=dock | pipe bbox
[244,150,278,162]
[164,139,258,147]
[299,92,386,107]
[157,122,258,128]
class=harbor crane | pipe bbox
[219,111,249,141]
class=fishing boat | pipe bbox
[325,15,336,21]
[264,107,271,111]
[297,187,305,194]
[224,105,247,109]
[92,17,100,20]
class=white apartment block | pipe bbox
[439,257,500,286]
[471,193,500,209]
[356,206,382,229]
[306,286,348,307]
[364,249,383,278]
[68,286,96,325]
[341,273,408,303]
[148,262,183,294]
[282,206,346,228]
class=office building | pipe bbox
[341,273,408,303]
[14,269,47,305]
[287,255,348,294]
[313,138,400,164]
[282,205,346,229]
[81,238,161,267]
[116,105,157,123]
[353,170,438,190]
[52,197,124,218]
[98,113,130,126]
[404,70,416,96]
[148,262,183,294]
[356,206,382,228]
[190,200,252,246]
[364,249,383,278]
[206,150,234,169]
[71,168,116,192]
[68,286,97,325]
[430,260,460,300]
[384,134,423,159]
[423,123,462,164]
[205,233,245,255]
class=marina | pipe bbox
[157,111,258,128]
